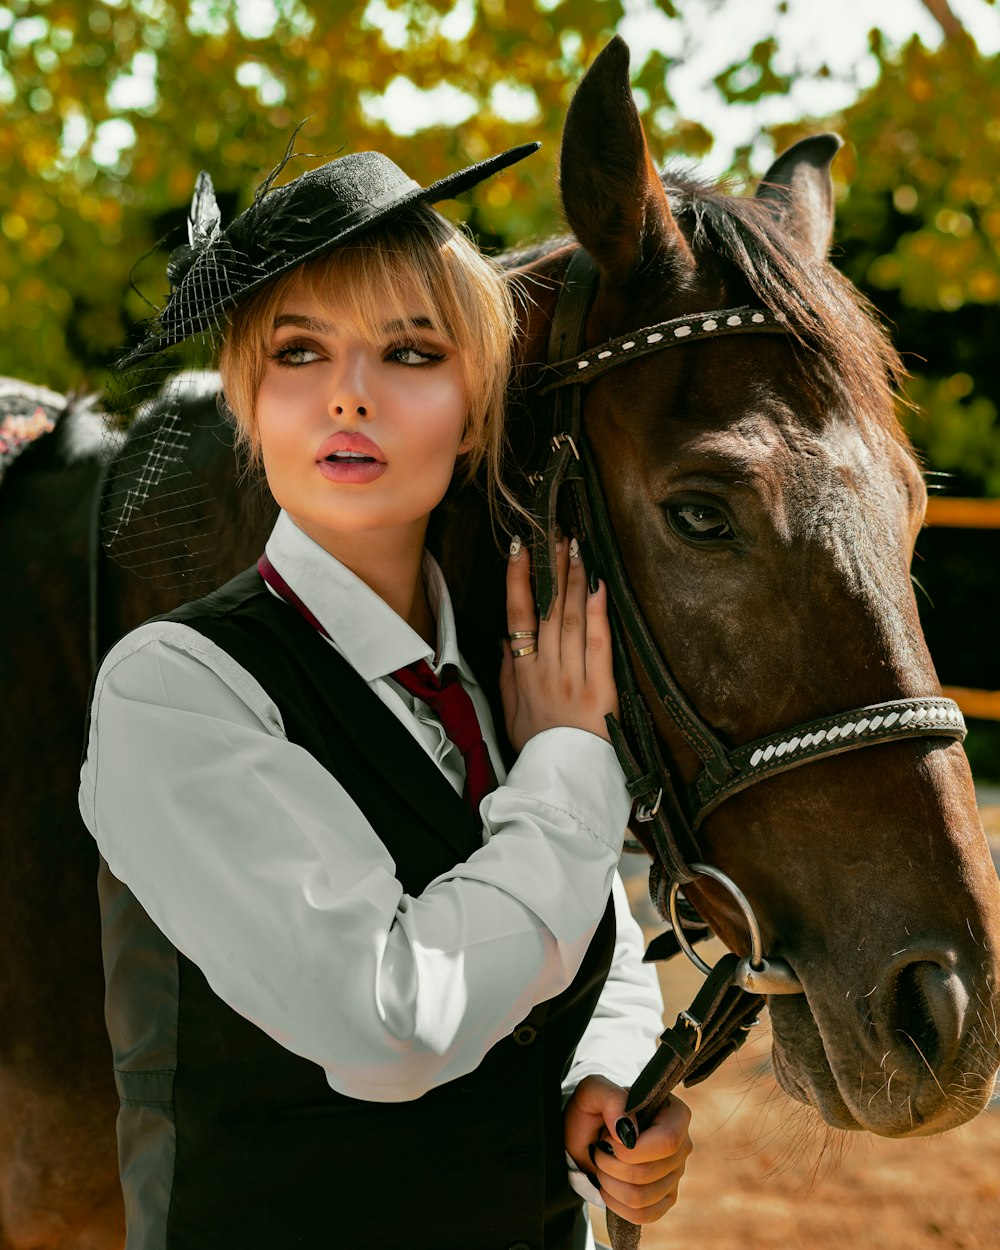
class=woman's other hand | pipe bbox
[563,1074,693,1225]
[499,535,619,752]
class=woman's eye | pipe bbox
[666,502,735,542]
[270,343,321,366]
[388,344,445,366]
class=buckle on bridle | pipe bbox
[677,1009,704,1053]
[551,431,580,458]
[635,787,663,822]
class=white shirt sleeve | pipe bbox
[80,621,631,1103]
[563,874,664,1095]
[561,872,665,1206]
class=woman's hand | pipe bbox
[499,534,619,752]
[564,1075,693,1225]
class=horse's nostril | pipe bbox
[890,959,966,1071]
[894,962,942,1066]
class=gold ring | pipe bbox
[511,642,538,658]
[508,631,538,641]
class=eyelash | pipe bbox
[388,343,447,365]
[267,340,447,368]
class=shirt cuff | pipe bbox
[566,1149,604,1208]
[501,727,631,853]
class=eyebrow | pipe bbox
[272,313,442,334]
[384,316,437,333]
[273,314,333,332]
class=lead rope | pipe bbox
[604,955,764,1250]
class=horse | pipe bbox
[473,35,998,1141]
[0,379,123,1250]
[3,33,999,1249]
[0,374,277,1249]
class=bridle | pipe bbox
[528,247,967,998]
[529,253,968,1250]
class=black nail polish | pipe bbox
[616,1117,637,1150]
[595,1139,616,1156]
[588,570,599,595]
[588,1142,597,1166]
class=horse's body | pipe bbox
[2,34,999,1249]
[0,377,275,1248]
[0,381,122,1249]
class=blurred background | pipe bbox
[2,0,999,787]
[2,3,998,1245]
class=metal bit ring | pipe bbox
[668,863,804,995]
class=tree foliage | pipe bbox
[2,0,1000,509]
[770,27,1000,493]
[1,0,698,387]
[4,0,1000,761]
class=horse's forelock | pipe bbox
[502,179,907,444]
[663,171,907,441]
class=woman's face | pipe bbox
[255,286,470,554]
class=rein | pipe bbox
[528,250,965,1249]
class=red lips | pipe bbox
[315,430,387,485]
[315,431,385,462]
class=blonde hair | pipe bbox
[218,204,519,522]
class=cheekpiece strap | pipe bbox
[529,247,715,888]
[531,248,596,619]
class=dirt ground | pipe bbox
[593,818,1000,1250]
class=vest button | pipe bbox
[512,1024,538,1046]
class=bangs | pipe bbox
[289,236,457,351]
[228,205,492,383]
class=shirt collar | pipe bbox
[263,511,467,683]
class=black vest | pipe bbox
[99,566,617,1249]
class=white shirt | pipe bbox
[80,512,663,1205]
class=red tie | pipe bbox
[389,659,498,817]
[257,554,497,818]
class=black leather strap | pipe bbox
[689,695,966,826]
[532,249,593,619]
[605,955,764,1250]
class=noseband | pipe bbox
[528,248,966,997]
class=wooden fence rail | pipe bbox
[925,497,1000,527]
[924,498,999,719]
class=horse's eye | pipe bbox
[666,502,734,542]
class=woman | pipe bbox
[80,139,691,1249]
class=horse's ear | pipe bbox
[559,35,693,285]
[755,133,843,260]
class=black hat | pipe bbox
[103,138,538,590]
[121,141,540,366]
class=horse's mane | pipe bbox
[665,172,905,435]
[501,175,906,439]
